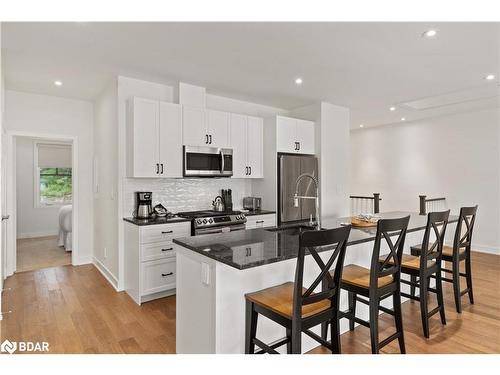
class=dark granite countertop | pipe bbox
[173,211,458,270]
[242,210,276,216]
[123,216,191,226]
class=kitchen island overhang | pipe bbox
[174,212,458,354]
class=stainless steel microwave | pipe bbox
[183,146,233,177]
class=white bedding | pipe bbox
[58,204,72,251]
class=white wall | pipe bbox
[0,22,4,317]
[350,108,500,253]
[15,137,71,238]
[93,80,119,283]
[5,90,94,264]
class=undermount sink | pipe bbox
[265,225,323,236]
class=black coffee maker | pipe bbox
[134,192,153,218]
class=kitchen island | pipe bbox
[173,211,458,354]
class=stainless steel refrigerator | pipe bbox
[277,154,318,225]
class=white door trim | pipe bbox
[4,130,79,277]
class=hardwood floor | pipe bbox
[16,236,71,272]
[1,252,498,354]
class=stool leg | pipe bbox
[393,290,405,354]
[452,257,462,313]
[465,253,474,304]
[245,300,258,354]
[330,302,341,354]
[290,319,302,354]
[321,322,328,341]
[286,328,292,354]
[420,274,430,338]
[369,296,380,354]
[348,292,356,331]
[436,270,446,325]
[410,275,416,298]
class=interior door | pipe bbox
[229,113,247,178]
[279,154,301,223]
[246,116,263,178]
[183,106,207,147]
[299,156,319,221]
[159,102,183,177]
[132,98,160,177]
[207,109,229,148]
[276,116,297,153]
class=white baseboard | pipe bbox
[473,244,500,255]
[17,230,58,239]
[73,255,93,265]
[93,256,119,291]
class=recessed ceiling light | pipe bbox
[389,106,396,111]
[295,77,303,85]
[54,80,63,86]
[401,117,406,121]
[359,124,364,128]
[485,74,496,81]
[422,29,438,38]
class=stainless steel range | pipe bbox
[177,210,247,236]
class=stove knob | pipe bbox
[196,219,202,224]
[208,218,213,223]
[240,214,245,219]
[236,215,240,220]
[203,219,208,224]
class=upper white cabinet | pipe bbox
[127,97,182,178]
[276,116,315,154]
[230,114,263,178]
[182,107,229,148]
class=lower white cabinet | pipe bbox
[245,214,276,229]
[124,221,191,305]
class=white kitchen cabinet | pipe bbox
[206,109,229,148]
[276,116,315,154]
[124,220,191,305]
[127,97,182,178]
[229,114,263,178]
[183,107,230,148]
[245,214,276,229]
[232,242,265,264]
[182,106,207,147]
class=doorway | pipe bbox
[3,132,79,276]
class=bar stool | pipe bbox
[244,225,351,354]
[411,206,477,313]
[335,216,410,354]
[391,210,450,338]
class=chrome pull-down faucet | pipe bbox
[293,173,320,230]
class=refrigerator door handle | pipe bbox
[280,156,285,222]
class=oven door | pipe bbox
[183,146,233,177]
[195,223,246,236]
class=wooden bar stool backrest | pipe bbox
[292,225,352,316]
[371,216,410,287]
[453,206,478,253]
[420,210,450,265]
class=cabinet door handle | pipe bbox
[256,220,265,224]
[245,166,248,175]
[156,163,159,174]
[294,142,298,150]
[205,134,209,144]
[249,166,252,175]
[209,134,212,144]
[161,247,174,252]
[161,272,174,277]
[160,163,164,174]
[161,230,173,234]
[298,142,301,151]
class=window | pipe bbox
[34,142,72,207]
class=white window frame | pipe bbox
[33,141,73,208]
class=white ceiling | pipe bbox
[2,22,499,128]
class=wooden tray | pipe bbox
[351,217,378,228]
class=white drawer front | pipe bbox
[141,242,177,262]
[140,222,190,244]
[245,214,276,229]
[141,258,176,295]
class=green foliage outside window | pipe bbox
[39,167,72,205]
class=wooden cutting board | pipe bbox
[351,217,378,228]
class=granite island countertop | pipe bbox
[173,211,458,270]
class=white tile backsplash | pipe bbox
[123,178,252,216]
